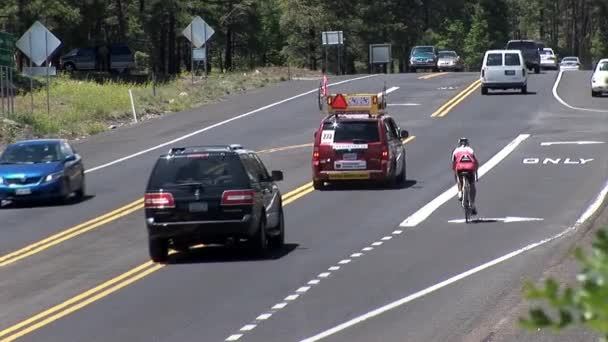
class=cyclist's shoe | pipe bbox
[457,191,463,201]
[471,206,478,216]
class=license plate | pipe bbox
[328,172,370,180]
[505,70,515,75]
[15,188,31,195]
[342,153,357,160]
[188,202,208,212]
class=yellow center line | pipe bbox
[418,72,448,80]
[0,145,315,268]
[437,82,481,118]
[430,79,481,117]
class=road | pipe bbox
[0,69,606,342]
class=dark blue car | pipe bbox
[0,139,86,204]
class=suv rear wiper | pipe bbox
[172,182,207,188]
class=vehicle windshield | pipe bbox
[541,50,554,55]
[598,62,608,71]
[412,47,434,55]
[148,154,250,189]
[438,51,457,58]
[0,143,62,164]
[322,121,380,143]
[562,57,577,62]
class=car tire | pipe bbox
[61,178,72,203]
[268,209,285,250]
[397,156,407,186]
[64,63,76,72]
[74,173,86,201]
[149,238,169,263]
[522,85,527,94]
[592,90,599,97]
[250,217,268,255]
[481,87,488,95]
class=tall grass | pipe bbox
[3,67,308,142]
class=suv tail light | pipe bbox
[145,193,175,209]
[381,146,389,161]
[313,147,320,165]
[221,190,255,206]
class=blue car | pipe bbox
[0,139,86,204]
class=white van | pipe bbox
[480,49,528,95]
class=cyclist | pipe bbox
[451,137,479,215]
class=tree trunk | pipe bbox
[225,27,233,71]
[115,0,126,41]
[168,10,176,74]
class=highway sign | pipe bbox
[183,16,215,48]
[15,21,61,66]
[369,44,391,64]
[322,31,343,45]
[0,31,15,67]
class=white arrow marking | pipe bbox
[541,141,605,146]
[388,103,420,106]
[448,217,544,223]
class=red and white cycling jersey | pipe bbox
[452,146,479,173]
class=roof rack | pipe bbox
[319,82,389,119]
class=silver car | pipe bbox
[437,50,464,72]
[559,56,581,71]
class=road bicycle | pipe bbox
[459,171,474,223]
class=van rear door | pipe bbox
[503,52,525,81]
[483,52,505,82]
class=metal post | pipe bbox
[203,25,208,78]
[45,30,50,115]
[1,66,5,116]
[28,31,33,114]
[190,23,194,83]
[9,67,13,114]
[336,44,340,76]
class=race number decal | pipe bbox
[320,130,335,145]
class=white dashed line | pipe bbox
[338,259,351,265]
[329,266,340,271]
[256,313,272,320]
[381,236,392,241]
[362,247,374,251]
[351,253,363,258]
[392,230,403,235]
[372,242,383,246]
[318,273,331,278]
[308,279,321,285]
[296,286,311,293]
[285,294,300,301]
[226,334,243,341]
[240,325,257,332]
[272,303,288,309]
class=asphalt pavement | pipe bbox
[0,69,606,342]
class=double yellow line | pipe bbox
[418,72,448,80]
[431,79,481,118]
[0,183,316,342]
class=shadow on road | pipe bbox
[1,194,96,209]
[167,243,300,264]
[316,179,418,192]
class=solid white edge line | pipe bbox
[552,70,608,113]
[84,74,379,173]
[400,134,530,227]
[301,179,608,342]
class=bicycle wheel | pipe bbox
[462,176,471,223]
[317,81,323,111]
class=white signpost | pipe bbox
[16,21,61,114]
[183,16,215,79]
[321,31,344,75]
[369,43,392,73]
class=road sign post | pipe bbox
[369,44,392,74]
[16,21,61,115]
[321,31,344,75]
[183,16,215,82]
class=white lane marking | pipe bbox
[392,230,403,235]
[329,266,340,271]
[448,217,544,223]
[240,324,257,332]
[296,286,311,293]
[362,247,373,251]
[318,273,331,278]
[371,242,383,246]
[338,259,351,265]
[256,313,272,320]
[400,134,530,227]
[308,279,321,285]
[84,74,378,173]
[272,303,288,309]
[378,86,400,98]
[300,178,608,342]
[541,141,605,146]
[285,294,300,301]
[351,253,363,258]
[552,70,608,113]
[226,334,243,341]
[381,236,392,241]
[388,103,420,106]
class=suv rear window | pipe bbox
[486,53,503,66]
[147,154,250,189]
[322,121,380,142]
[504,53,521,66]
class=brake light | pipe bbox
[381,147,389,160]
[313,147,320,165]
[144,193,175,209]
[221,190,255,206]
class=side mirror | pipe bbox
[400,129,409,139]
[314,131,318,139]
[271,170,284,182]
[64,155,77,162]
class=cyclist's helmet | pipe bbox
[458,137,469,147]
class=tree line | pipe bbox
[0,0,606,74]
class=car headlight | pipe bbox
[0,176,3,185]
[45,171,64,182]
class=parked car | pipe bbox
[60,43,135,74]
[540,48,558,70]
[505,40,541,73]
[560,56,581,71]
[591,58,608,97]
[437,50,464,72]
[480,49,528,95]
[409,46,439,72]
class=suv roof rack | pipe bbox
[167,145,244,155]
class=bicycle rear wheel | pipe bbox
[462,176,471,223]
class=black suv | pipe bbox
[506,40,541,73]
[144,145,285,262]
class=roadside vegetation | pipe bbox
[0,67,316,144]
[520,227,608,340]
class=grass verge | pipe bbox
[0,66,320,145]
